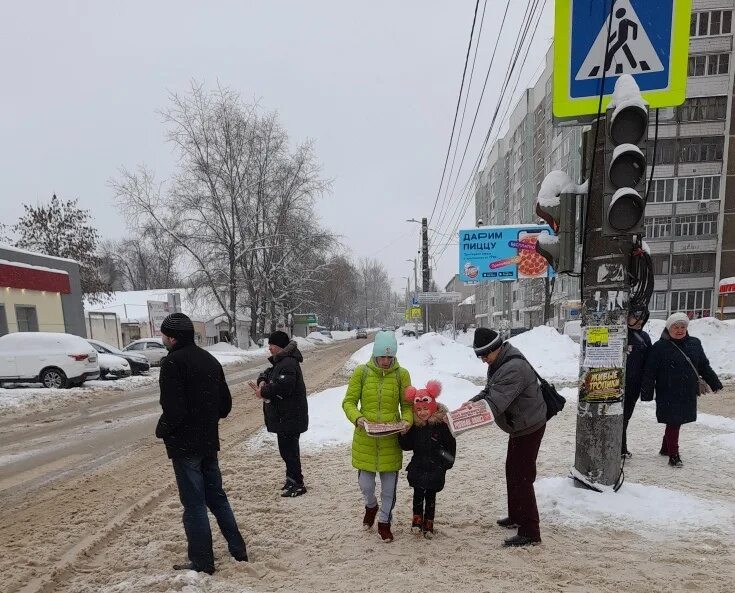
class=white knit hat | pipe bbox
[665,312,690,330]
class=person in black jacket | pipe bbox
[621,306,652,458]
[251,331,309,497]
[155,313,247,575]
[640,312,722,468]
[398,380,456,539]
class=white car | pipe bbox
[0,332,100,389]
[122,338,168,366]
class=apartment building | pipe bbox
[474,0,735,327]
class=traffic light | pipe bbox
[603,75,648,236]
[535,190,578,274]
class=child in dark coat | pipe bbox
[399,380,457,538]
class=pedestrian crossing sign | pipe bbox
[553,0,692,117]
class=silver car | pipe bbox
[122,338,168,366]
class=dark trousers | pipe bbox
[622,389,640,452]
[412,488,437,521]
[277,433,304,485]
[506,424,545,541]
[171,455,247,570]
[661,424,681,456]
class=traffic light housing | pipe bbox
[535,191,578,274]
[603,76,648,237]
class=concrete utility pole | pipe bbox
[422,217,430,333]
[574,76,648,489]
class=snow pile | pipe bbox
[293,337,316,352]
[608,74,648,119]
[205,343,267,366]
[306,332,333,343]
[537,171,588,207]
[330,330,356,341]
[537,477,732,535]
[508,326,579,382]
[0,372,159,413]
[97,353,130,373]
[346,333,486,381]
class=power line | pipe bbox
[432,0,513,236]
[428,0,482,226]
[433,0,549,263]
[431,0,536,244]
[432,0,490,230]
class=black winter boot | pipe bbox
[668,454,683,468]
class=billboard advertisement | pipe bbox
[458,224,556,283]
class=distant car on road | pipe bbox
[122,338,168,366]
[87,339,149,376]
[356,329,368,339]
[317,328,333,339]
[0,332,100,389]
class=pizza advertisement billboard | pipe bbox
[458,224,556,283]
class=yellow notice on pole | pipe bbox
[587,327,609,346]
[553,0,692,117]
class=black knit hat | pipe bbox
[160,312,195,341]
[473,327,503,357]
[268,331,290,349]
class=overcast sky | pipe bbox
[1,1,554,292]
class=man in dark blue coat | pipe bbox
[621,307,652,458]
[156,313,247,574]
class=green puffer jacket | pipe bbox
[342,359,413,472]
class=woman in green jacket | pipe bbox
[342,331,412,543]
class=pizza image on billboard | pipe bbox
[517,230,550,279]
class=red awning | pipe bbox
[0,261,71,294]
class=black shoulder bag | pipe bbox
[506,355,566,420]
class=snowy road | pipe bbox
[0,337,366,593]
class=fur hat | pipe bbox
[665,312,690,331]
[405,380,442,419]
[473,327,503,356]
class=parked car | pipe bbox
[87,339,149,376]
[0,332,100,389]
[122,338,168,366]
[356,329,368,339]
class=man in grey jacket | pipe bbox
[467,328,546,547]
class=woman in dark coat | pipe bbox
[399,380,456,539]
[640,313,722,468]
[250,331,309,496]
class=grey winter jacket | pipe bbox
[471,343,546,437]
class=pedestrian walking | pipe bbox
[621,305,652,458]
[465,328,546,547]
[155,313,247,575]
[342,331,412,543]
[640,313,722,468]
[398,380,456,539]
[251,331,309,497]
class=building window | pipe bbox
[653,139,677,165]
[688,53,730,76]
[678,96,728,122]
[677,176,721,201]
[678,137,724,163]
[674,213,718,236]
[15,305,39,332]
[649,179,674,203]
[652,292,668,312]
[644,216,672,239]
[0,305,7,336]
[691,10,732,37]
[671,253,716,274]
[650,254,670,275]
[670,290,712,318]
